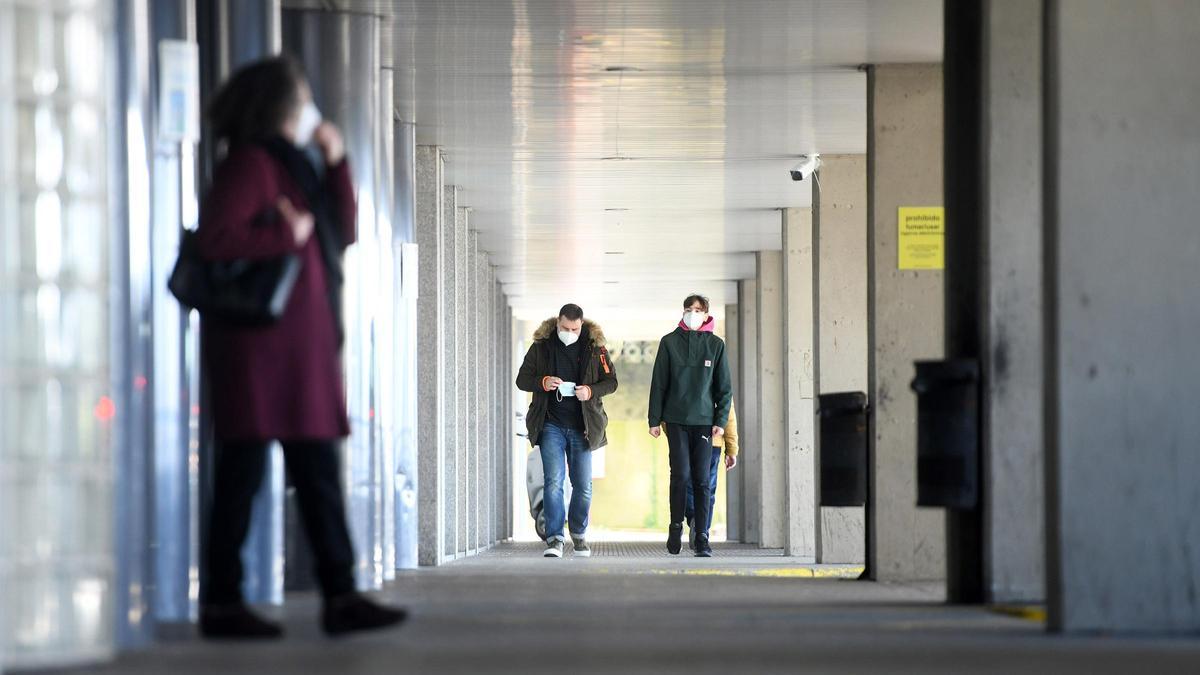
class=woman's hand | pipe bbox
[277,196,314,246]
[313,122,346,165]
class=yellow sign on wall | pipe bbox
[898,206,945,270]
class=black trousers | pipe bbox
[666,423,715,536]
[204,439,356,604]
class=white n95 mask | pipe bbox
[683,312,706,331]
[558,330,579,346]
[294,101,322,147]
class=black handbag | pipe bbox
[168,226,302,324]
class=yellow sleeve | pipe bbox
[724,403,739,457]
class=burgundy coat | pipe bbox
[197,144,356,442]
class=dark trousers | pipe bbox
[204,439,356,604]
[685,446,722,532]
[666,423,715,536]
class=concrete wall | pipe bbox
[416,146,445,566]
[755,252,786,549]
[781,208,818,560]
[814,155,868,565]
[866,64,946,581]
[981,0,1045,603]
[738,280,761,544]
[1045,0,1200,633]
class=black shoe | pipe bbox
[667,523,684,555]
[200,603,284,640]
[322,593,408,637]
[695,533,713,558]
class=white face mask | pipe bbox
[294,101,322,147]
[683,312,706,330]
[558,330,579,347]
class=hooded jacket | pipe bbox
[647,316,733,429]
[516,318,618,451]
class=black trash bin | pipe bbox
[911,359,980,510]
[818,391,869,507]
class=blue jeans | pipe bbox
[684,446,722,532]
[540,422,592,542]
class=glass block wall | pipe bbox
[0,0,116,668]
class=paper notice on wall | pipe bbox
[898,206,945,270]
[158,40,200,144]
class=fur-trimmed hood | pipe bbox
[532,317,606,347]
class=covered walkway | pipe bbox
[52,544,1199,675]
[3,0,1200,671]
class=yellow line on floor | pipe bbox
[654,566,865,579]
[990,605,1047,622]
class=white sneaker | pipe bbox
[543,540,564,558]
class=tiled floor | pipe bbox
[39,542,1200,675]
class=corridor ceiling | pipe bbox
[353,0,941,334]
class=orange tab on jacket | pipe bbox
[600,350,611,374]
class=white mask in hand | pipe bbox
[294,101,322,148]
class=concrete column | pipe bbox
[1045,0,1200,633]
[440,185,459,560]
[866,64,945,581]
[415,146,445,566]
[755,251,786,549]
[724,303,743,542]
[455,206,470,554]
[979,0,1044,604]
[505,303,515,539]
[814,155,868,564]
[738,280,761,545]
[465,231,479,552]
[782,209,818,560]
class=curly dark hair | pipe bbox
[207,54,307,145]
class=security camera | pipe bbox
[790,154,821,181]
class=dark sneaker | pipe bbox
[200,603,284,640]
[322,593,408,637]
[543,540,565,558]
[695,533,713,558]
[667,523,684,555]
[571,536,592,557]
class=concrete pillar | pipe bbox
[979,0,1044,603]
[1045,0,1200,633]
[416,146,445,566]
[724,303,743,542]
[755,251,786,549]
[866,64,945,581]
[814,155,868,564]
[738,280,761,545]
[465,231,479,552]
[441,187,459,559]
[455,206,470,554]
[782,209,818,560]
[505,303,515,539]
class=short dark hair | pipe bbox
[558,303,584,321]
[683,294,710,312]
[207,54,307,145]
